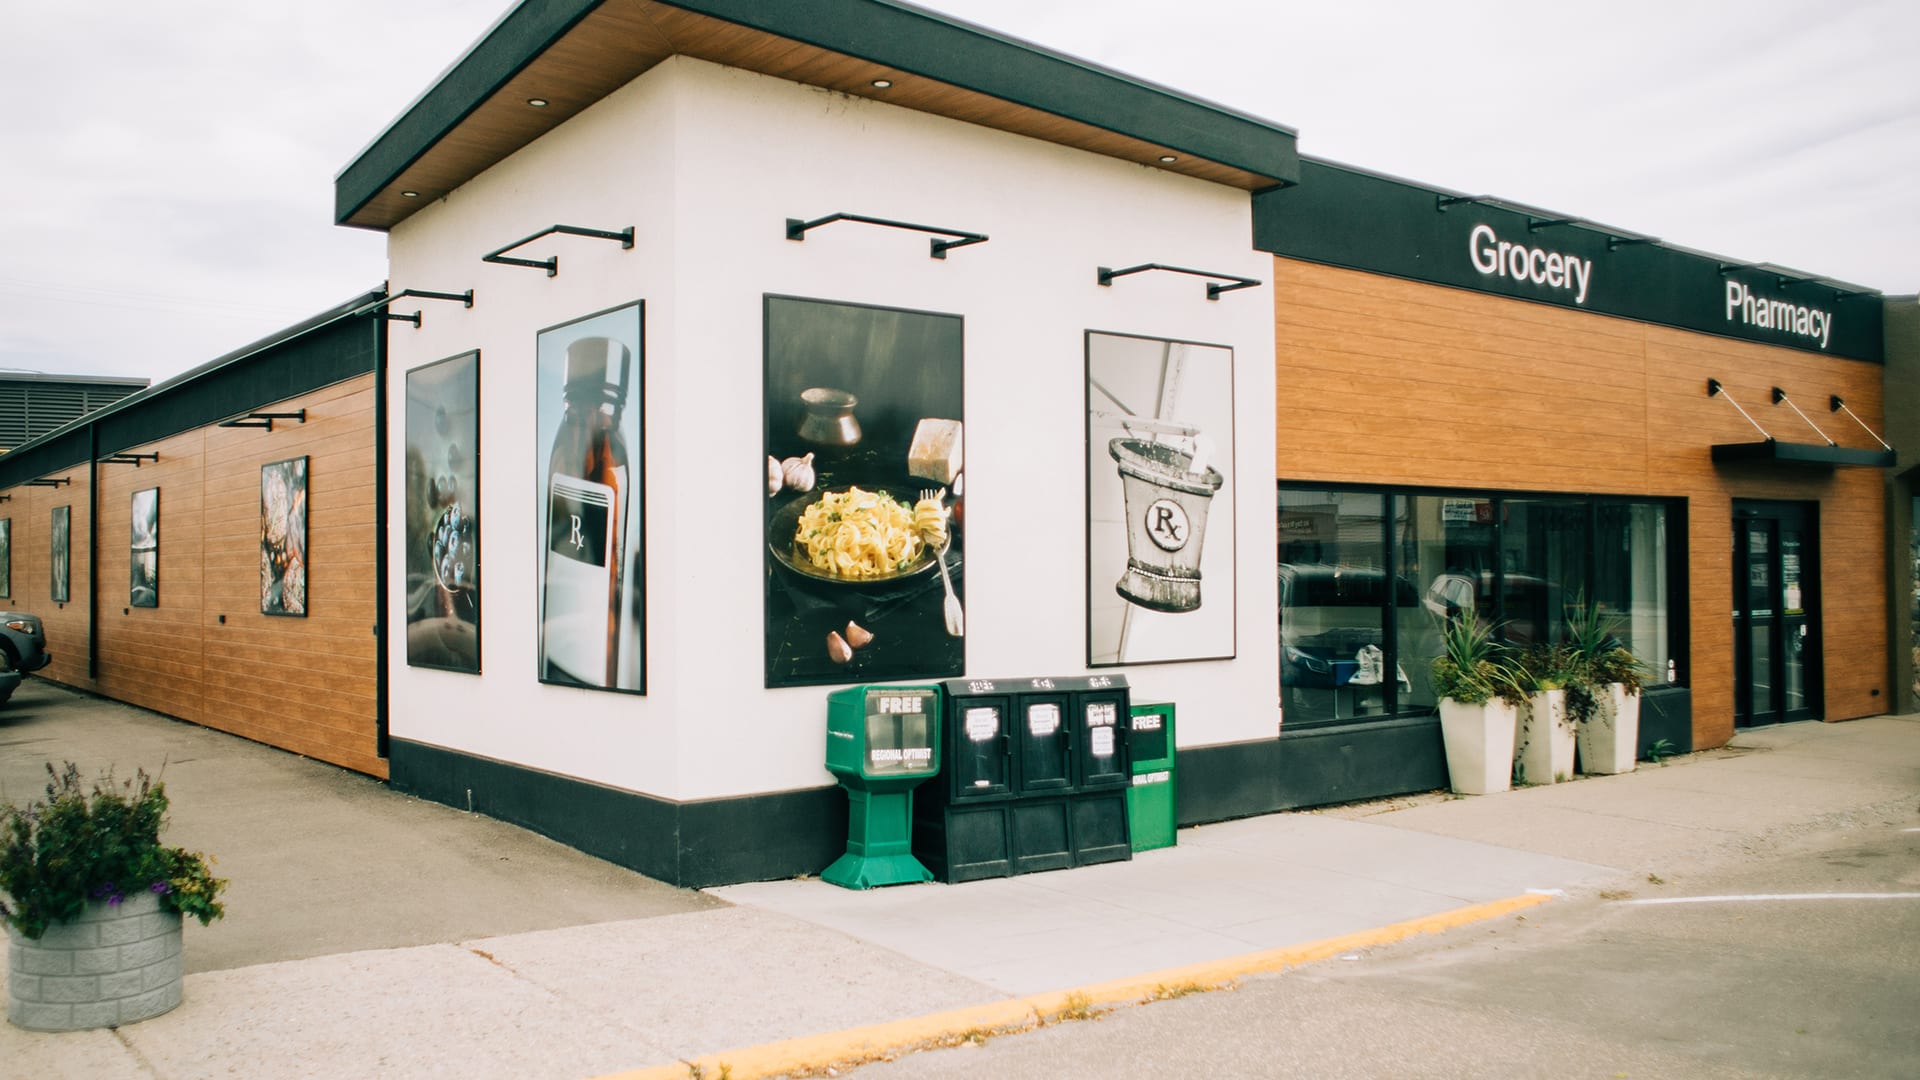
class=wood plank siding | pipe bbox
[1273,257,1889,748]
[1,376,382,777]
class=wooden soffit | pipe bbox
[336,0,1299,231]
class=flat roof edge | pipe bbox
[336,0,1298,227]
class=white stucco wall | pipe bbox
[386,57,1279,802]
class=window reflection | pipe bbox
[1279,486,1679,727]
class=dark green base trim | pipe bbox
[1275,715,1448,811]
[388,739,845,889]
[1639,686,1693,757]
[1178,716,1450,825]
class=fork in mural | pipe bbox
[920,488,964,638]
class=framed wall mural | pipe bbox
[51,506,70,604]
[0,518,10,598]
[535,303,645,693]
[1085,331,1236,665]
[763,295,964,689]
[261,457,308,616]
[405,351,482,673]
[130,487,159,608]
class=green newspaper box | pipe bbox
[823,683,942,889]
[1127,701,1176,852]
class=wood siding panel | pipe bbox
[1274,258,1891,748]
[0,376,383,779]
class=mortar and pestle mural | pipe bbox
[1086,332,1235,666]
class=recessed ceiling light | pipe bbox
[871,79,893,89]
[401,191,420,198]
[527,97,549,107]
[1159,155,1178,164]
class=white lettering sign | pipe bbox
[1468,223,1592,305]
[1724,281,1832,349]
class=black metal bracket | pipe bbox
[1434,194,1492,212]
[1606,235,1660,251]
[0,494,10,503]
[27,477,71,488]
[101,453,159,467]
[1717,262,1761,276]
[784,213,988,259]
[1527,216,1582,232]
[370,288,474,328]
[1097,263,1262,301]
[218,410,307,432]
[482,225,634,277]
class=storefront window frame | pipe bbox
[1277,480,1689,729]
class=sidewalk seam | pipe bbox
[595,892,1553,1080]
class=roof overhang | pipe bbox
[335,0,1299,231]
[1710,441,1897,469]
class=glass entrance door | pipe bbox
[1733,501,1819,726]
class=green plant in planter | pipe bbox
[0,762,226,940]
[1561,598,1645,724]
[1432,616,1526,708]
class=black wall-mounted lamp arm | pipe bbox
[784,213,988,259]
[26,477,72,488]
[373,288,476,328]
[482,224,635,277]
[218,410,307,432]
[100,453,160,467]
[1606,235,1661,251]
[1434,194,1494,212]
[1097,263,1262,301]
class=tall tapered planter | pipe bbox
[1438,697,1519,795]
[1516,688,1574,785]
[1577,683,1641,775]
[7,893,183,1032]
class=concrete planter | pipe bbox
[7,892,183,1032]
[1577,683,1642,775]
[1437,696,1518,795]
[1516,688,1574,785]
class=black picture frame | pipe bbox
[51,505,70,604]
[534,302,646,694]
[762,294,965,689]
[405,350,482,674]
[261,456,309,617]
[131,487,159,608]
[1085,330,1237,667]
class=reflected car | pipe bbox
[0,611,52,673]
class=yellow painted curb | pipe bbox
[597,892,1552,1080]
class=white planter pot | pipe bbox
[1516,688,1575,785]
[1438,696,1518,795]
[1577,683,1641,775]
[7,892,183,1032]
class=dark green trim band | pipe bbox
[1711,441,1897,469]
[1255,158,1884,363]
[387,738,848,888]
[336,0,1298,226]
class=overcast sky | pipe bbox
[3,0,1913,383]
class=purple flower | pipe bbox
[107,893,123,907]
[150,882,172,895]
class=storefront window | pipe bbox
[1279,484,1681,727]
[1278,490,1390,724]
[1500,498,1586,645]
[1595,503,1669,675]
[1395,495,1498,713]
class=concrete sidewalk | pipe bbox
[3,681,1915,1079]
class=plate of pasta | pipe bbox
[770,485,948,585]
